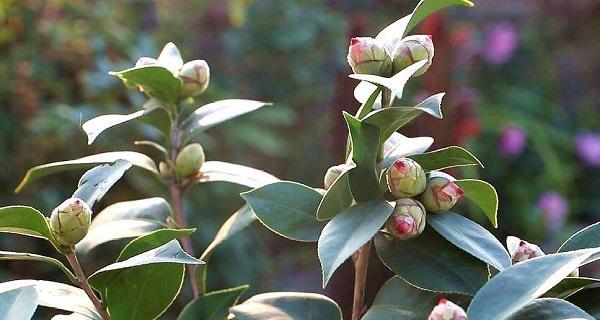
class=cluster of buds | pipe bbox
[384,158,463,240]
[507,236,579,277]
[428,298,468,320]
[347,35,434,77]
[49,198,92,247]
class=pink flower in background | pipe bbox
[498,125,527,157]
[574,132,600,167]
[483,22,518,65]
[537,191,568,231]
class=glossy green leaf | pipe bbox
[455,179,499,228]
[350,60,427,101]
[0,285,37,320]
[182,99,271,138]
[567,286,600,318]
[177,285,248,320]
[344,113,381,202]
[118,228,196,260]
[375,226,489,295]
[82,110,145,145]
[316,167,354,221]
[506,298,594,320]
[110,65,181,104]
[140,99,172,137]
[376,0,474,52]
[318,201,393,287]
[558,222,600,253]
[194,161,278,189]
[0,251,76,284]
[467,248,600,320]
[200,205,256,261]
[428,212,511,271]
[134,140,168,156]
[77,197,171,253]
[241,181,325,242]
[362,276,470,320]
[15,151,158,193]
[0,280,101,320]
[72,160,132,207]
[0,206,63,251]
[544,277,600,299]
[355,87,381,119]
[382,133,434,168]
[409,146,482,171]
[229,292,342,320]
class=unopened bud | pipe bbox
[175,143,205,180]
[385,198,426,240]
[507,236,545,264]
[391,35,434,76]
[178,60,210,98]
[347,37,393,76]
[420,174,463,213]
[428,298,468,320]
[323,164,349,190]
[49,198,92,247]
[159,161,173,180]
[387,158,426,198]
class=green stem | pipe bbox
[65,251,110,320]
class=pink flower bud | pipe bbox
[506,236,545,264]
[391,35,435,76]
[386,158,426,198]
[386,198,426,240]
[419,174,463,213]
[347,37,393,76]
[178,60,210,98]
[428,298,468,320]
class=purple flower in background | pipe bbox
[574,132,600,167]
[498,125,527,157]
[537,191,568,231]
[483,22,518,65]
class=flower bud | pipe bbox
[159,161,173,180]
[428,298,468,320]
[385,198,426,240]
[391,35,434,76]
[323,164,349,190]
[49,198,92,247]
[419,174,463,213]
[178,60,210,98]
[386,158,426,198]
[175,143,205,180]
[347,37,393,76]
[507,236,545,264]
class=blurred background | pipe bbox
[1,0,599,318]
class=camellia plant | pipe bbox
[0,0,599,320]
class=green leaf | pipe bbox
[382,133,433,168]
[316,167,354,221]
[409,146,483,171]
[467,248,600,320]
[134,140,168,157]
[344,113,381,202]
[89,239,203,320]
[362,276,470,320]
[355,87,381,119]
[558,222,600,253]
[349,60,427,101]
[110,65,181,104]
[241,181,326,242]
[177,285,248,320]
[567,286,600,318]
[544,277,600,299]
[455,179,499,228]
[82,110,145,145]
[72,160,132,207]
[229,292,342,320]
[15,151,158,193]
[0,206,63,251]
[0,280,101,320]
[182,99,271,138]
[200,205,256,261]
[77,198,172,253]
[0,251,76,284]
[375,226,489,295]
[318,201,393,287]
[140,99,172,137]
[376,0,474,51]
[118,228,196,261]
[506,298,594,320]
[194,161,278,189]
[428,212,511,271]
[0,285,37,320]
